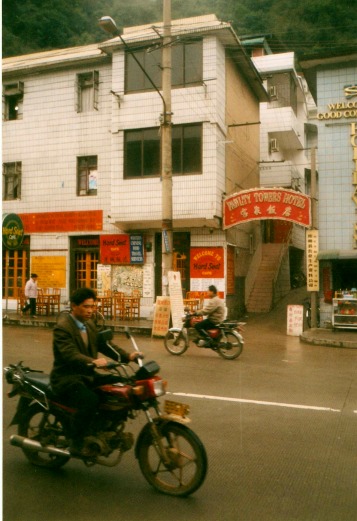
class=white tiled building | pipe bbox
[2,15,267,318]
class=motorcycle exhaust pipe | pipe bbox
[10,434,71,458]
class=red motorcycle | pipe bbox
[164,309,244,360]
[4,328,207,497]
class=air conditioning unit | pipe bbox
[269,85,278,99]
[270,138,279,153]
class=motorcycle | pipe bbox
[164,309,244,360]
[4,327,207,497]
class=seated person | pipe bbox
[194,285,225,346]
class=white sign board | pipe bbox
[287,305,304,336]
[306,230,319,292]
[168,271,185,329]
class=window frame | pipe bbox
[125,40,203,94]
[124,123,202,179]
[3,162,22,200]
[77,156,98,196]
[76,71,99,113]
[3,82,24,121]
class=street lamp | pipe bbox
[99,6,173,296]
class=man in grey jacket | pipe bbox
[194,285,225,347]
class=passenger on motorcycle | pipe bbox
[50,287,142,456]
[194,285,225,347]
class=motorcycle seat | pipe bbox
[25,372,51,392]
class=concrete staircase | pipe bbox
[246,243,285,313]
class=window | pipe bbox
[3,162,21,200]
[172,124,202,174]
[125,40,202,93]
[3,82,24,120]
[124,124,202,178]
[77,156,98,196]
[267,73,297,115]
[76,71,99,112]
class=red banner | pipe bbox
[190,247,224,278]
[223,188,311,229]
[18,210,103,233]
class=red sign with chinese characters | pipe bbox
[223,188,311,229]
[100,234,131,264]
[190,247,224,278]
[18,210,103,233]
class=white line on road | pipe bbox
[169,392,341,413]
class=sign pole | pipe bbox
[310,147,319,328]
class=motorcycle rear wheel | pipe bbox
[164,331,188,355]
[217,331,243,360]
[18,403,70,468]
[137,421,207,497]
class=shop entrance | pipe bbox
[154,232,190,298]
[70,236,99,293]
[332,260,357,290]
[2,237,30,299]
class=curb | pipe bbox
[300,328,357,349]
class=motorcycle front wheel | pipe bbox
[137,421,208,497]
[164,331,188,355]
[18,403,70,468]
[217,331,243,360]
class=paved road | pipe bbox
[3,311,357,521]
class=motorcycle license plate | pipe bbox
[164,400,190,418]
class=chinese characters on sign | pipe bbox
[287,305,304,336]
[19,210,103,233]
[306,230,319,292]
[223,189,311,229]
[100,234,144,265]
[152,297,171,337]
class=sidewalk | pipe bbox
[300,327,357,349]
[3,309,357,347]
[2,311,153,336]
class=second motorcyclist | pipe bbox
[194,285,225,347]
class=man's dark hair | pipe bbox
[208,285,217,294]
[70,287,97,305]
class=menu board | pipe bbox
[152,296,171,337]
[287,305,304,336]
[168,271,185,329]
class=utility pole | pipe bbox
[161,0,173,295]
[310,146,318,328]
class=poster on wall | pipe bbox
[190,247,225,297]
[97,264,112,294]
[143,264,153,298]
[111,265,143,295]
[31,256,66,288]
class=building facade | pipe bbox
[2,15,267,317]
[302,53,357,326]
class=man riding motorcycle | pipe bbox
[194,285,225,347]
[50,287,142,456]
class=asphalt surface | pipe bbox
[2,296,357,521]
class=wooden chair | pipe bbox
[17,289,27,314]
[48,288,61,315]
[36,289,50,316]
[97,296,112,319]
[126,296,140,320]
[113,295,125,320]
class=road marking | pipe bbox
[169,392,341,413]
